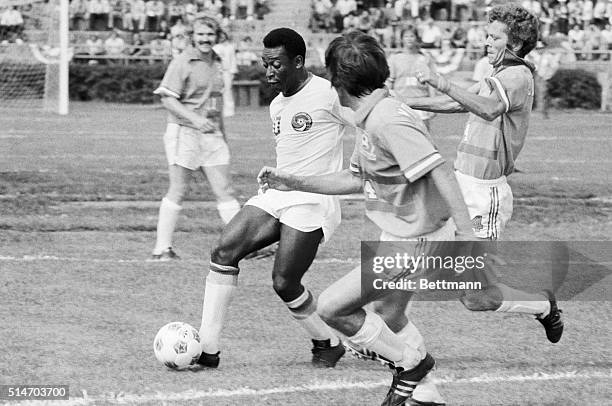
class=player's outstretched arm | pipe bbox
[416,69,506,121]
[258,167,362,195]
[427,162,474,240]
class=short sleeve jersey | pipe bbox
[349,88,450,238]
[154,46,224,130]
[455,62,534,179]
[387,52,432,99]
[270,74,353,177]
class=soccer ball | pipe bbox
[153,322,202,369]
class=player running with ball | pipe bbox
[196,28,354,369]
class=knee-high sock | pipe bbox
[285,289,339,346]
[153,196,181,254]
[396,320,426,358]
[217,199,240,224]
[349,310,423,370]
[494,283,551,317]
[199,262,239,354]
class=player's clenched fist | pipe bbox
[257,166,296,193]
[416,68,451,93]
[193,117,217,133]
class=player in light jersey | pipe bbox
[151,15,240,260]
[259,31,475,406]
[196,28,351,369]
[407,4,563,344]
[386,25,437,131]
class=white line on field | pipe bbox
[0,254,359,265]
[3,370,611,406]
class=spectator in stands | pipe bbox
[419,17,442,48]
[356,9,373,34]
[168,0,185,26]
[171,17,188,37]
[568,24,585,58]
[311,0,332,32]
[184,0,197,25]
[230,0,255,21]
[88,0,109,31]
[104,30,126,59]
[149,33,172,60]
[430,0,451,21]
[343,10,358,32]
[158,19,171,39]
[371,6,393,47]
[129,0,145,31]
[430,37,465,74]
[606,0,612,26]
[584,23,602,60]
[553,0,570,34]
[108,0,123,29]
[387,25,437,130]
[235,35,258,66]
[466,21,486,59]
[593,0,608,28]
[530,39,562,119]
[170,26,188,57]
[567,0,582,27]
[85,34,105,64]
[213,30,238,117]
[129,32,148,56]
[69,0,88,31]
[121,0,134,31]
[336,0,357,26]
[450,20,468,48]
[204,0,225,19]
[145,0,157,31]
[601,23,612,60]
[452,0,471,21]
[0,6,24,42]
[582,0,594,29]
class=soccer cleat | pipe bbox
[381,353,436,406]
[311,339,346,368]
[343,340,395,367]
[151,247,180,261]
[536,290,564,343]
[196,351,220,368]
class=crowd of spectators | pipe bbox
[310,0,612,61]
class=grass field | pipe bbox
[1,103,611,406]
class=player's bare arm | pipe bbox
[427,162,474,239]
[416,69,506,121]
[402,81,479,113]
[258,167,362,195]
[160,96,217,133]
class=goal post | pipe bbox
[0,0,70,114]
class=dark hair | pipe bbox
[399,25,421,48]
[262,28,306,60]
[325,31,389,97]
[489,4,539,57]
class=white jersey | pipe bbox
[269,74,352,177]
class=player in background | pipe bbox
[151,15,241,260]
[196,28,351,369]
[258,31,475,406]
[386,25,437,131]
[387,4,563,349]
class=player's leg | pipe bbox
[198,205,281,366]
[200,163,240,224]
[271,224,345,367]
[152,163,190,259]
[318,267,435,404]
[199,134,241,225]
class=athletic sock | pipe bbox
[396,320,426,357]
[217,199,240,224]
[153,196,181,254]
[494,283,551,317]
[285,289,339,346]
[349,310,423,370]
[199,262,239,354]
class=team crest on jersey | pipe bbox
[273,116,281,136]
[291,112,313,132]
[360,131,376,161]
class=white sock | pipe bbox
[153,197,181,254]
[285,289,339,346]
[494,283,551,317]
[349,310,423,370]
[199,263,239,354]
[217,199,240,224]
[397,321,426,358]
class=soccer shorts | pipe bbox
[163,123,230,170]
[455,171,513,240]
[244,189,341,243]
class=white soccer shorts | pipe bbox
[163,123,230,170]
[244,189,341,243]
[455,171,513,240]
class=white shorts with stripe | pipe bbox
[455,171,513,240]
[244,189,341,243]
[163,123,230,170]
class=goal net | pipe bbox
[0,0,69,113]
